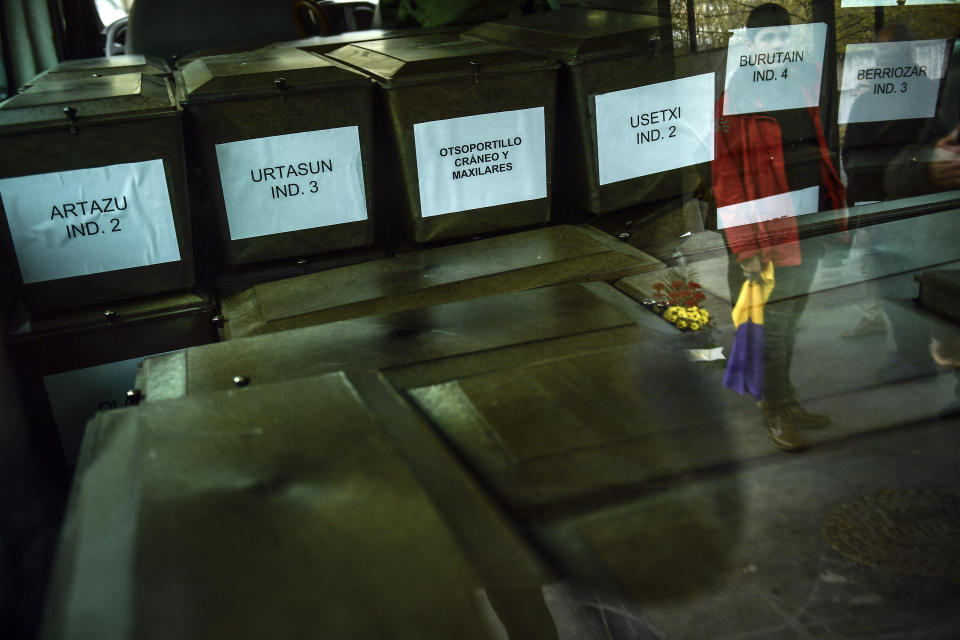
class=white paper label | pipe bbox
[838,0,958,7]
[215,127,368,240]
[43,353,171,463]
[840,0,897,7]
[0,160,180,284]
[838,40,948,124]
[723,23,827,115]
[717,186,819,229]
[595,74,715,185]
[685,347,726,362]
[413,107,547,218]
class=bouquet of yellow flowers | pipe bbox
[662,304,711,331]
[642,269,713,333]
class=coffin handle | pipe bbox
[63,106,79,135]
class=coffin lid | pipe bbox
[578,0,670,17]
[464,8,665,65]
[9,290,213,338]
[48,370,495,640]
[272,24,465,54]
[42,54,170,76]
[176,47,369,103]
[0,73,177,131]
[325,32,557,88]
[271,29,398,53]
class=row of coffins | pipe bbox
[0,8,673,318]
[6,6,949,314]
[0,8,679,471]
[40,291,741,639]
[4,6,955,318]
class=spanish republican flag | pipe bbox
[723,262,775,400]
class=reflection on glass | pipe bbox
[715,3,848,452]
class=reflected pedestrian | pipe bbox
[714,3,848,451]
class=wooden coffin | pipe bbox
[176,48,376,268]
[408,340,742,600]
[136,282,647,401]
[326,33,559,244]
[0,73,194,313]
[27,55,170,85]
[5,290,218,464]
[41,370,547,639]
[218,224,662,338]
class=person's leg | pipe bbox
[767,254,817,380]
[726,254,809,450]
[871,227,936,382]
[877,272,937,383]
[762,246,830,437]
[842,228,888,337]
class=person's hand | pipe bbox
[928,126,960,190]
[740,255,766,283]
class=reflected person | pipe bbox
[883,33,960,383]
[714,3,848,451]
[841,24,943,382]
[839,22,928,341]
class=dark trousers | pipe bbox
[727,243,821,404]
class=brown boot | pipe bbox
[761,402,807,452]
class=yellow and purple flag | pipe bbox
[723,262,775,399]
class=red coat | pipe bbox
[713,102,846,266]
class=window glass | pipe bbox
[5,3,960,638]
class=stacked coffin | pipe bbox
[325,32,560,245]
[24,54,171,85]
[266,24,466,55]
[0,72,194,312]
[407,339,742,601]
[0,71,216,467]
[175,47,377,270]
[5,291,219,464]
[43,370,551,640]
[216,224,660,338]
